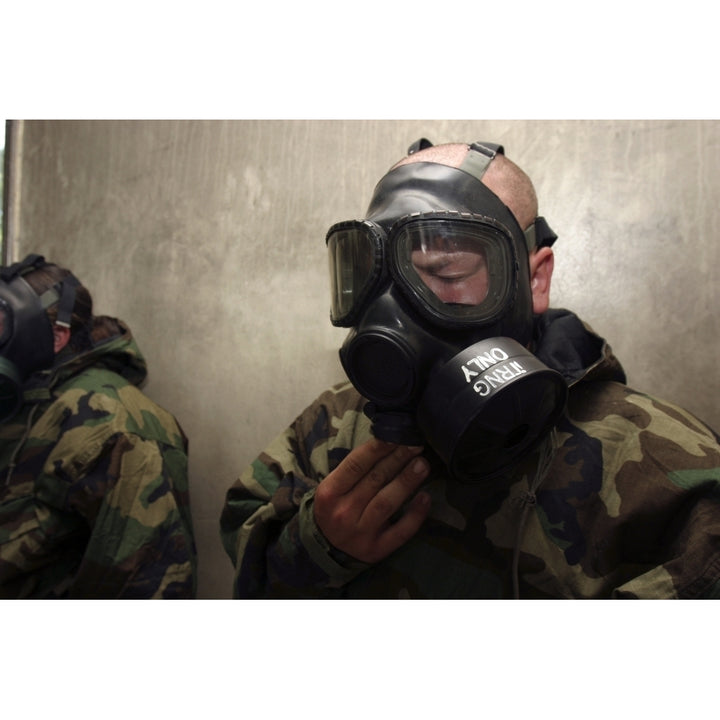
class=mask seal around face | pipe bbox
[326,144,566,481]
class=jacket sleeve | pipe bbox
[32,380,197,599]
[65,429,197,599]
[220,382,372,598]
[552,381,720,599]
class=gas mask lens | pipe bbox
[409,225,490,307]
[327,221,385,327]
[393,218,515,325]
[412,234,488,304]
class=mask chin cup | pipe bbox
[0,357,23,423]
[416,337,568,482]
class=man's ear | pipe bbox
[529,247,554,315]
[53,324,71,353]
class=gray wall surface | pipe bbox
[5,119,719,598]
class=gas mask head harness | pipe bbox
[326,140,568,482]
[0,253,81,422]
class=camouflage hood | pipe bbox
[29,315,148,396]
[533,307,627,388]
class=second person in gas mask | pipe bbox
[0,255,197,598]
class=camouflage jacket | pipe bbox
[0,317,197,598]
[220,308,720,599]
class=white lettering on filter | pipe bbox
[461,347,510,383]
[472,361,527,396]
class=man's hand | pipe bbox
[313,438,431,564]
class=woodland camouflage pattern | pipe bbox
[0,317,196,598]
[220,309,720,598]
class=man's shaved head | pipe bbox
[391,142,539,231]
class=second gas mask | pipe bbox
[326,142,568,482]
[0,254,80,422]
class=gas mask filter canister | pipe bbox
[414,336,566,481]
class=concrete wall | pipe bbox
[5,119,719,598]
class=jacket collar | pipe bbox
[533,308,627,387]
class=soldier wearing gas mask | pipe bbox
[326,140,566,482]
[0,255,197,598]
[221,141,720,599]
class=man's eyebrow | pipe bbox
[412,253,453,271]
[414,253,486,277]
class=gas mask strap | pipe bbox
[0,254,47,283]
[460,142,505,183]
[405,139,506,183]
[524,216,558,253]
[6,257,83,328]
[53,275,80,328]
[407,138,434,154]
[0,253,80,319]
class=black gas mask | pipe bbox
[0,254,80,422]
[326,141,568,482]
